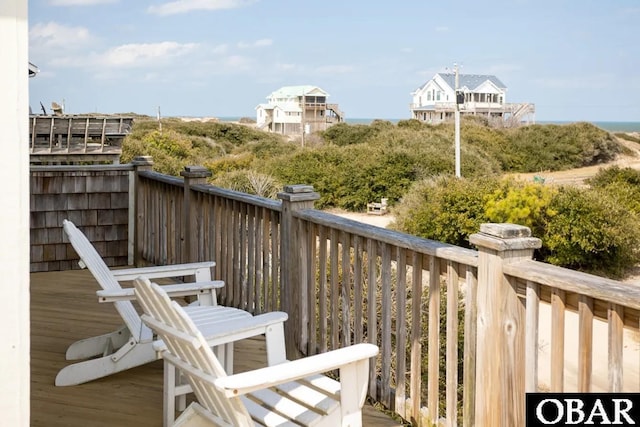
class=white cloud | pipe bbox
[50,41,198,69]
[212,44,229,54]
[50,0,117,4]
[30,22,93,49]
[238,38,273,48]
[148,0,257,16]
[400,47,413,54]
[97,41,198,67]
[435,26,449,32]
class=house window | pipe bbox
[436,91,441,101]
[427,92,431,101]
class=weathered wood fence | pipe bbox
[31,159,640,426]
[29,115,133,164]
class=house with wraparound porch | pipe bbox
[255,85,344,136]
[410,72,535,125]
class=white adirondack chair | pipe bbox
[56,219,288,420]
[134,276,379,427]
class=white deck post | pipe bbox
[0,0,30,425]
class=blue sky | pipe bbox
[28,0,640,122]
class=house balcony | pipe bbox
[29,160,640,426]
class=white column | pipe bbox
[0,1,30,425]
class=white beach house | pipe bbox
[410,72,535,125]
[255,85,344,136]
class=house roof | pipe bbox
[437,73,506,91]
[268,85,329,99]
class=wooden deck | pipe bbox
[30,269,405,426]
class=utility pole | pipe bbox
[454,63,461,178]
[301,91,305,147]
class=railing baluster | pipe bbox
[446,261,459,427]
[410,253,423,425]
[551,288,566,391]
[353,236,364,344]
[578,295,594,392]
[367,238,378,399]
[462,265,477,427]
[428,255,440,423]
[330,228,339,350]
[307,221,317,355]
[251,205,260,313]
[381,243,392,408]
[608,303,624,391]
[525,281,540,393]
[239,202,247,310]
[247,204,256,313]
[271,211,280,311]
[395,246,407,419]
[318,226,328,353]
[341,231,352,347]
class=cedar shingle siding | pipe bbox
[30,166,131,272]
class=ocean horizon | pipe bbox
[216,116,640,133]
[344,118,640,132]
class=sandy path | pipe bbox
[537,303,640,392]
[512,136,640,186]
[327,209,395,228]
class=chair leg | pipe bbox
[64,326,129,360]
[164,359,176,427]
[55,342,156,386]
[173,403,227,427]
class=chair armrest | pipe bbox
[111,261,216,281]
[97,280,224,303]
[214,343,378,397]
[152,311,289,352]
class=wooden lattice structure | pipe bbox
[29,115,133,164]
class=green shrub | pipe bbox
[614,132,640,143]
[586,166,640,216]
[320,122,380,146]
[393,176,640,277]
[396,119,425,130]
[485,180,557,237]
[205,153,254,175]
[543,187,640,276]
[211,170,281,198]
[500,122,620,172]
[587,165,640,187]
[391,176,501,248]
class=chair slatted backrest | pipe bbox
[63,219,152,342]
[134,277,253,426]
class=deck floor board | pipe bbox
[30,269,404,426]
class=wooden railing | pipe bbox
[29,115,132,164]
[42,159,640,426]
